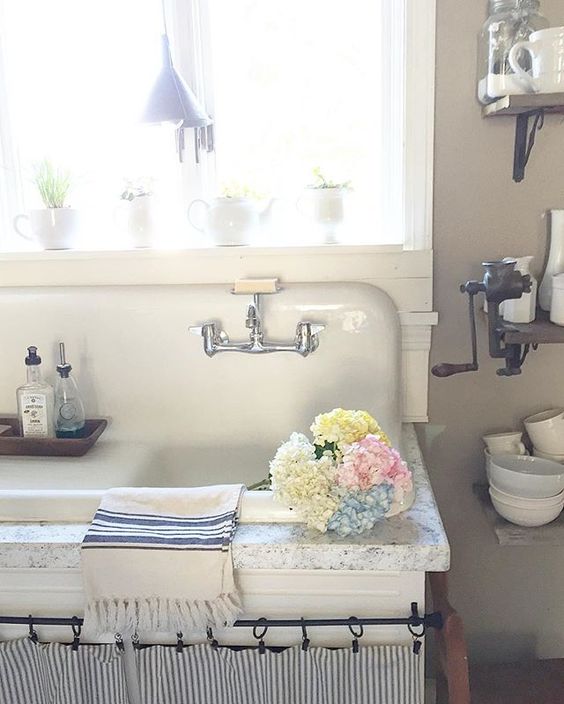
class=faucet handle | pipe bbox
[189,323,229,343]
[309,324,325,336]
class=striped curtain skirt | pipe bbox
[0,639,422,704]
[0,638,128,704]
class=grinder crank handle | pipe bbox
[431,362,479,377]
[431,288,479,378]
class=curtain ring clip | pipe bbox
[28,615,38,644]
[252,618,268,655]
[71,616,82,651]
[131,632,141,650]
[176,631,185,653]
[206,627,219,650]
[408,602,425,655]
[114,633,125,652]
[301,618,310,652]
[348,617,364,653]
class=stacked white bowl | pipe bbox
[524,408,564,463]
[485,453,564,527]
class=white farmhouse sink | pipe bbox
[0,282,406,525]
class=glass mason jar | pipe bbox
[478,0,549,104]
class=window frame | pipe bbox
[0,0,435,253]
[169,0,436,252]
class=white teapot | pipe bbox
[188,197,276,246]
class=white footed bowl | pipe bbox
[487,454,564,499]
[489,487,563,527]
[489,483,564,507]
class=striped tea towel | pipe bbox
[81,485,245,635]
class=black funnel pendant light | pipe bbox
[142,34,210,129]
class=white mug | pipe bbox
[524,408,564,455]
[483,431,527,456]
[509,27,564,94]
[13,208,79,250]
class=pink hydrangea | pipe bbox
[336,434,413,499]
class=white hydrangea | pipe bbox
[269,433,338,532]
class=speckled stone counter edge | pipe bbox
[0,425,450,572]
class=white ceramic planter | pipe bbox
[13,208,80,250]
[119,196,157,248]
[296,188,347,244]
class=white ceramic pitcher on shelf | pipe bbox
[187,197,276,246]
[539,209,564,312]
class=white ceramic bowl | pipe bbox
[533,447,564,463]
[487,454,564,499]
[524,408,564,455]
[489,488,563,527]
[489,483,564,506]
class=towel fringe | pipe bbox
[85,592,243,636]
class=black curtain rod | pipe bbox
[0,605,443,631]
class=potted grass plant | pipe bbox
[13,159,79,250]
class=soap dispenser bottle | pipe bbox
[54,343,86,438]
[16,346,55,438]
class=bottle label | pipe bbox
[21,393,49,437]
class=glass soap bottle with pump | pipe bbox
[16,346,55,438]
[478,0,549,104]
[54,343,86,438]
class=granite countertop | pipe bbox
[0,424,450,572]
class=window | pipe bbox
[0,0,434,250]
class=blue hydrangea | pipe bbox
[327,483,395,537]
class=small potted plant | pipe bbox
[13,159,79,250]
[119,177,156,248]
[297,168,352,243]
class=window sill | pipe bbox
[0,244,433,313]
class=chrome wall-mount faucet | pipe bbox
[189,292,325,357]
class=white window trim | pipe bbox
[403,0,436,251]
[0,0,436,254]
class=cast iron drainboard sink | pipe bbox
[0,488,414,524]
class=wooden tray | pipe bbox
[0,418,107,457]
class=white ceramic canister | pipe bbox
[503,256,537,323]
[550,273,564,326]
[539,210,564,311]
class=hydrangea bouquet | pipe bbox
[269,409,413,537]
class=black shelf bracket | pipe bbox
[513,109,544,182]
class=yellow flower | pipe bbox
[310,408,390,452]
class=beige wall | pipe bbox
[421,0,564,663]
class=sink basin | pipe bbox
[0,439,414,523]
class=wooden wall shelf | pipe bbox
[481,93,564,181]
[482,92,564,117]
[500,310,564,345]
